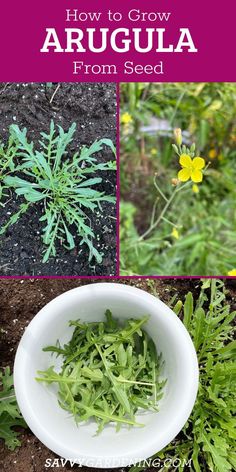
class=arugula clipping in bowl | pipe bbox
[36,310,165,434]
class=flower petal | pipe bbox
[172,228,179,239]
[191,169,203,183]
[179,154,192,168]
[193,157,205,170]
[178,168,191,182]
[192,184,199,194]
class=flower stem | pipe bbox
[153,175,168,202]
[139,191,177,240]
[139,181,190,241]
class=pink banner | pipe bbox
[0,0,235,82]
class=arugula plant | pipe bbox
[0,366,26,450]
[131,279,236,472]
[1,122,116,263]
[0,136,20,202]
[36,310,165,434]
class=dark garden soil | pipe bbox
[0,83,117,276]
[1,277,236,472]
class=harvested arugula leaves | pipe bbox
[36,311,165,434]
[0,366,26,450]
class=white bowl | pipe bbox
[14,283,198,468]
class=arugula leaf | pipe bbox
[130,279,236,472]
[0,367,26,450]
[37,311,165,434]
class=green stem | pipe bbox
[0,158,13,176]
[150,197,159,227]
[0,394,16,402]
[76,403,143,427]
[0,203,30,235]
[169,89,186,127]
[35,376,83,384]
[42,212,61,262]
[117,378,155,387]
[139,182,190,241]
[139,190,176,240]
[153,175,168,202]
[198,280,215,361]
[161,216,178,227]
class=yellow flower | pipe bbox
[218,153,224,161]
[192,184,199,194]
[172,227,179,239]
[121,112,133,125]
[150,148,158,156]
[209,149,217,159]
[178,154,205,183]
[227,269,236,276]
[174,128,182,146]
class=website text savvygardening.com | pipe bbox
[44,457,193,468]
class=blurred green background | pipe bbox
[120,82,236,275]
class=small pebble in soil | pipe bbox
[20,250,29,259]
